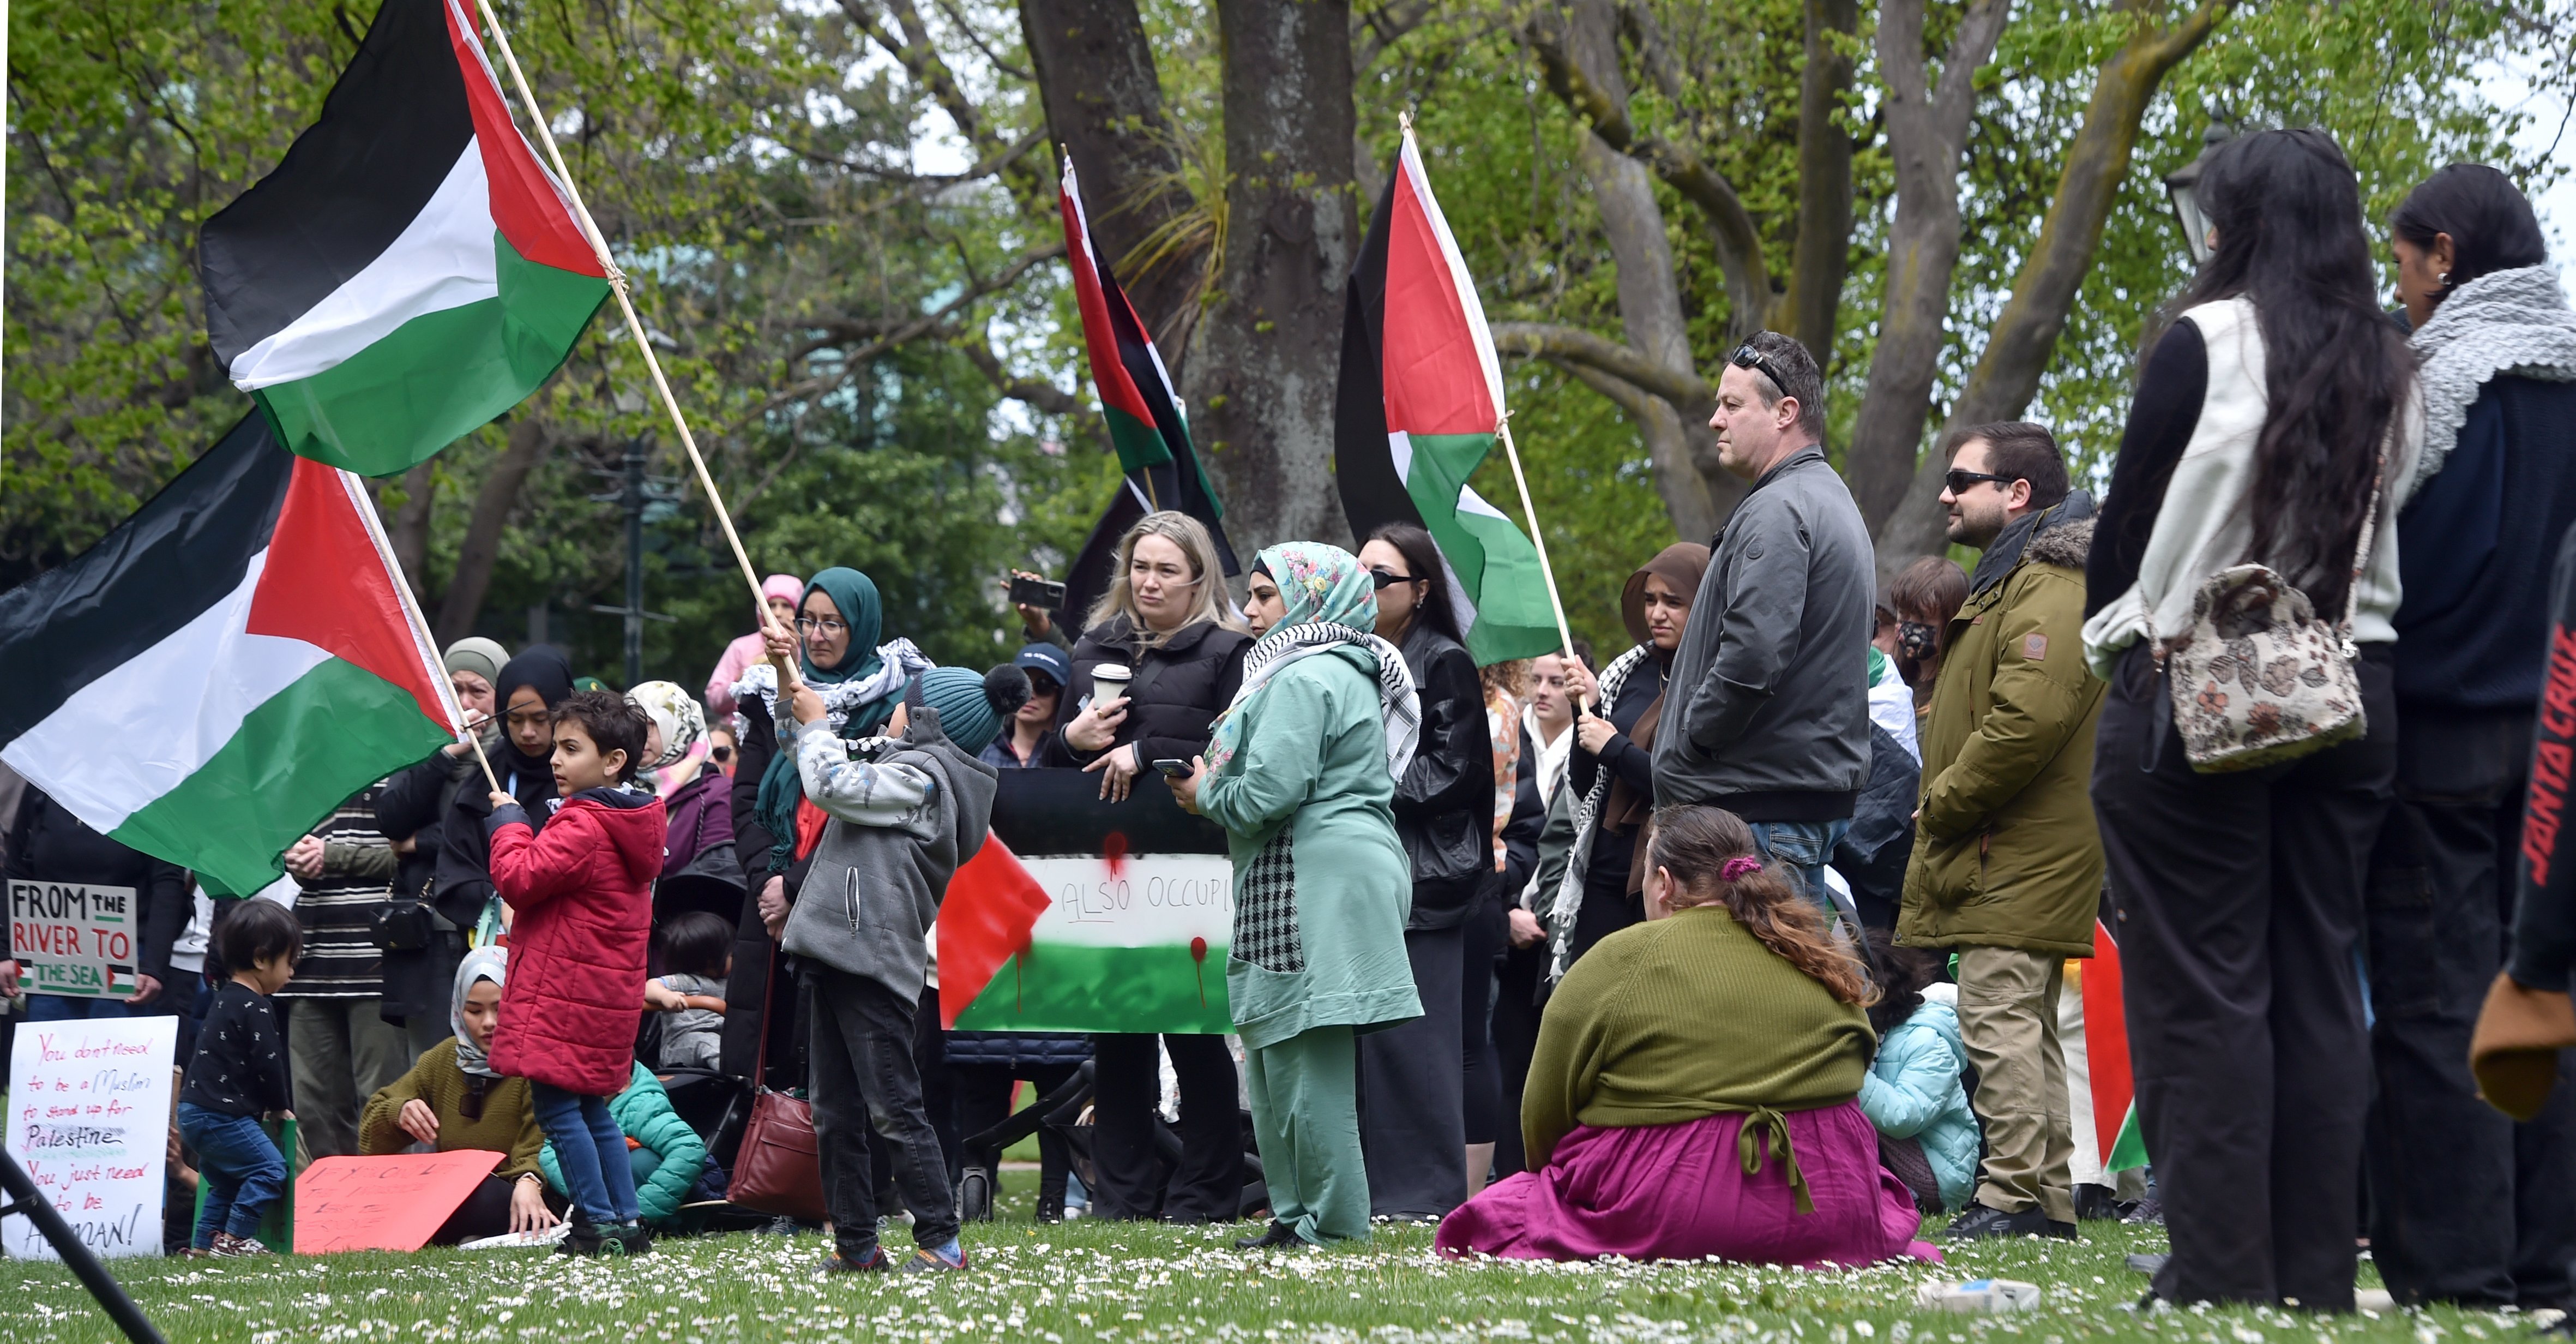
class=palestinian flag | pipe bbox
[0,416,464,896]
[1058,159,1236,577]
[1335,124,1560,666]
[2083,919,2148,1172]
[937,771,1232,1034]
[200,0,610,477]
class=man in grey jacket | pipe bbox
[1652,331,1874,909]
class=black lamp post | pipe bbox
[2163,120,2235,266]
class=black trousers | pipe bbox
[1489,941,1549,1178]
[430,1177,565,1245]
[953,1062,1080,1210]
[1088,1033,1242,1221]
[2364,705,2576,1307]
[802,966,958,1255]
[2092,643,2396,1309]
[1461,898,1506,1147]
[1358,922,1468,1219]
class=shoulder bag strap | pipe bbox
[2336,446,2391,655]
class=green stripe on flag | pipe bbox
[1104,405,1173,474]
[255,233,609,476]
[111,658,450,896]
[950,941,1232,1034]
[1403,431,1562,665]
[2106,1101,2148,1172]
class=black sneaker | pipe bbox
[2044,1220,2079,1241]
[606,1221,652,1255]
[557,1220,607,1256]
[2122,1196,2165,1226]
[821,1246,888,1274]
[1233,1221,1300,1251]
[1943,1203,2052,1240]
[896,1245,968,1274]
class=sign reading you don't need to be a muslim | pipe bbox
[3,1016,177,1261]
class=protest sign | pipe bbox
[943,769,1234,1034]
[294,1150,503,1254]
[6,881,143,998]
[3,1016,177,1260]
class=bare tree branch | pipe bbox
[1490,320,1712,407]
[785,241,1065,369]
[1556,361,1719,540]
[930,0,1033,80]
[956,333,1082,415]
[1353,0,1437,73]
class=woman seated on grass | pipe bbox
[539,1062,707,1233]
[361,947,560,1243]
[1436,805,1936,1267]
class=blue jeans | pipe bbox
[1749,819,1850,921]
[529,1083,640,1225]
[176,1102,286,1247]
[26,994,129,1021]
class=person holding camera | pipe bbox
[1043,511,1251,1223]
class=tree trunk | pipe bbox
[1780,0,1859,368]
[435,419,550,646]
[1872,0,2233,571]
[1019,0,1208,354]
[1187,0,1359,559]
[1837,0,2010,533]
[390,460,436,603]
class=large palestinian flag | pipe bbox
[937,770,1232,1034]
[1058,159,1235,622]
[200,0,610,477]
[0,417,463,896]
[1335,125,1560,666]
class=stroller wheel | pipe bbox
[958,1167,993,1223]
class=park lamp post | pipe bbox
[2164,120,2234,266]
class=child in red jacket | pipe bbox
[484,690,666,1255]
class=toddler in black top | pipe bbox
[177,900,300,1256]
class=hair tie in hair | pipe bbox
[1720,855,1764,883]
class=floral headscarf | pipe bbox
[628,679,709,792]
[1205,542,1421,779]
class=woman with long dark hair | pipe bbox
[2366,165,2576,1308]
[1351,523,1495,1220]
[2081,128,2420,1309]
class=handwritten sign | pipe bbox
[294,1151,502,1254]
[7,881,143,998]
[3,1017,177,1261]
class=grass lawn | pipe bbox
[0,1172,2545,1344]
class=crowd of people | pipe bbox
[5,135,2576,1310]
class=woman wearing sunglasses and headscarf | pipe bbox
[718,568,929,1087]
[1168,542,1422,1247]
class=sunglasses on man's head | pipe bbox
[1729,343,1790,394]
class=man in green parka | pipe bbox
[1899,422,2105,1243]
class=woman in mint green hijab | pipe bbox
[1170,542,1421,1247]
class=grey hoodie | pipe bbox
[1652,445,1874,818]
[780,702,1000,1001]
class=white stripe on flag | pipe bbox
[1,550,329,833]
[227,144,498,389]
[1386,430,1481,639]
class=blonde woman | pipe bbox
[1043,509,1250,1222]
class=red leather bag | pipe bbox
[724,950,827,1223]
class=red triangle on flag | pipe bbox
[938,836,1055,1028]
[246,458,453,730]
[2083,919,2134,1166]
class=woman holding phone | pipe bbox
[1046,511,1253,1223]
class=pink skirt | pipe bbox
[1436,1099,1940,1267]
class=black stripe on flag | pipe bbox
[1332,166,1423,548]
[200,0,475,365]
[0,414,293,746]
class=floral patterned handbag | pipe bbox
[2151,458,2384,774]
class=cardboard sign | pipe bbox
[3,1017,178,1261]
[293,1150,503,1254]
[7,881,143,998]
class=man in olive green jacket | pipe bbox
[1899,422,2106,1241]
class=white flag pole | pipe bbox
[471,0,798,684]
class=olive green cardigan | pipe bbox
[358,1038,546,1180]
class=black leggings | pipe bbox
[1460,898,1505,1145]
[430,1176,565,1245]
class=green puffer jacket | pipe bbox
[538,1062,707,1227]
[1899,507,2105,957]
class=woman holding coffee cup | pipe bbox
[1045,511,1253,1223]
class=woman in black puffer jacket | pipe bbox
[1352,523,1494,1221]
[1044,511,1251,1223]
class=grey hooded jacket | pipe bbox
[781,701,1000,1002]
[1652,446,1874,819]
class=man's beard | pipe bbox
[1947,511,2000,549]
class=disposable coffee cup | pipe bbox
[1090,663,1134,709]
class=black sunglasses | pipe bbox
[1729,343,1790,393]
[1369,567,1419,590]
[709,745,732,763]
[1944,469,2017,496]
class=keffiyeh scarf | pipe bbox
[2410,265,2576,493]
[1544,643,1655,982]
[1205,542,1421,781]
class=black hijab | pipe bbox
[489,647,573,811]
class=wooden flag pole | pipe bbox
[462,720,505,796]
[1496,411,1589,710]
[473,0,797,685]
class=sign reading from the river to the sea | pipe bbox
[7,881,143,999]
[3,1016,177,1260]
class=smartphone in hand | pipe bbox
[1151,758,1193,779]
[1009,573,1068,609]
